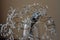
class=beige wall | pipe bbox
[0,0,60,40]
[48,0,60,40]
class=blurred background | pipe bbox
[0,0,60,40]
